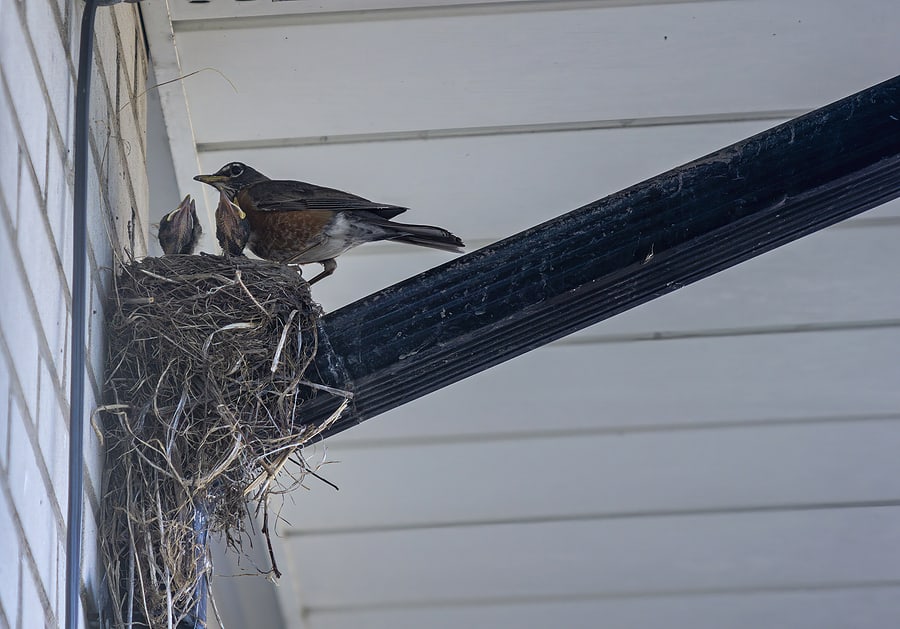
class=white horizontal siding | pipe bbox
[289,419,900,531]
[306,587,900,629]
[170,0,719,23]
[285,507,900,607]
[177,0,900,142]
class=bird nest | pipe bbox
[98,254,349,628]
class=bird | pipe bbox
[194,162,464,284]
[158,194,202,255]
[215,190,251,256]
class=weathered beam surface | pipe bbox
[302,75,900,439]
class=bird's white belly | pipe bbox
[288,213,381,263]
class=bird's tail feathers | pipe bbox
[382,222,465,253]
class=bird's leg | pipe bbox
[306,258,337,285]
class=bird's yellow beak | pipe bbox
[194,173,228,187]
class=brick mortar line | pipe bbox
[99,6,155,259]
[0,332,67,535]
[78,232,109,520]
[107,121,148,259]
[88,42,152,318]
[89,30,144,262]
[0,192,101,522]
[114,130,148,258]
[0,455,61,628]
[10,1,73,184]
[0,73,74,313]
[0,190,72,434]
[110,6,148,164]
[0,306,102,605]
[47,0,78,82]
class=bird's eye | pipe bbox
[229,163,244,177]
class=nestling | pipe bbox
[157,194,202,255]
[215,190,251,256]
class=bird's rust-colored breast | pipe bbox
[236,189,335,262]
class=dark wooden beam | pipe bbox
[302,75,900,439]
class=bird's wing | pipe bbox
[246,180,408,218]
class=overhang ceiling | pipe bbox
[142,1,900,627]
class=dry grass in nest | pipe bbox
[98,253,349,628]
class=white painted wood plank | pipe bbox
[170,0,577,22]
[177,0,900,141]
[306,587,900,629]
[286,420,900,531]
[281,507,900,607]
[324,327,900,440]
[142,0,205,203]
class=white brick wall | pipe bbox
[0,0,150,626]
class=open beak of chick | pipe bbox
[215,191,251,257]
[159,194,201,255]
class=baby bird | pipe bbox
[158,195,202,255]
[215,190,251,256]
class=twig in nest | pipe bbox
[156,492,175,628]
[138,268,176,283]
[303,466,340,492]
[201,322,258,358]
[91,404,129,446]
[262,500,282,580]
[298,380,354,399]
[235,269,269,317]
[271,310,298,374]
[122,297,155,305]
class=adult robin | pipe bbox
[215,190,251,256]
[158,194,202,255]
[194,162,464,284]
